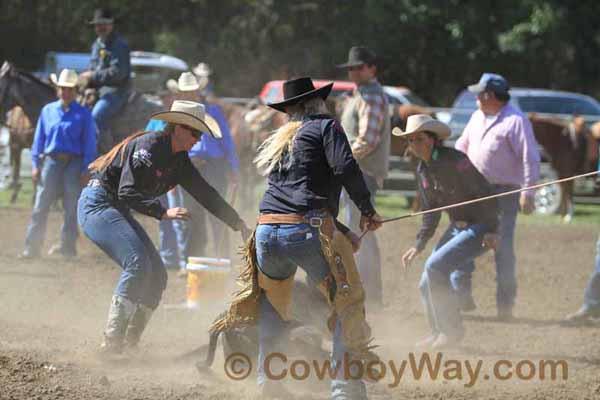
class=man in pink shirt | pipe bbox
[454,73,540,321]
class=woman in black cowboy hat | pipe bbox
[249,77,383,398]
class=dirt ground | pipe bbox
[1,206,600,400]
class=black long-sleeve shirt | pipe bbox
[259,115,375,233]
[92,131,242,230]
[415,146,499,251]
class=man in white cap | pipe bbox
[146,72,240,275]
[20,69,97,259]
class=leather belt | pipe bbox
[257,213,329,227]
[47,152,75,162]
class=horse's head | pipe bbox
[0,61,22,118]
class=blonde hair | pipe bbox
[88,123,175,173]
[254,97,329,174]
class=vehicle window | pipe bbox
[516,96,600,116]
[131,65,170,94]
[264,86,281,104]
[455,91,477,110]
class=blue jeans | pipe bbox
[255,223,366,400]
[158,158,230,267]
[92,90,128,137]
[158,188,189,269]
[342,172,382,309]
[24,156,82,255]
[420,223,489,339]
[78,186,167,309]
[451,186,519,311]
[583,235,600,311]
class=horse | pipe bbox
[0,61,162,202]
[528,113,595,221]
[0,62,56,202]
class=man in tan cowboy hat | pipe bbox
[398,114,499,349]
[337,45,390,310]
[148,72,240,276]
[20,69,97,259]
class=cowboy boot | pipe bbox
[101,295,136,355]
[124,304,154,350]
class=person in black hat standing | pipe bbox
[337,46,390,310]
[213,77,383,399]
[79,8,131,153]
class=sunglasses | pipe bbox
[184,126,203,139]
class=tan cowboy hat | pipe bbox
[151,100,222,139]
[165,72,209,94]
[392,114,451,140]
[193,62,212,77]
[49,69,78,88]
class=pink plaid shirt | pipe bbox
[351,80,387,159]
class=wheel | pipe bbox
[534,168,562,215]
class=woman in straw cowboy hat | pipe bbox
[214,77,383,399]
[20,69,97,260]
[78,100,251,355]
[398,114,499,349]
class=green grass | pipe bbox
[0,178,36,208]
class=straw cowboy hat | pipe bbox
[165,72,209,94]
[49,69,79,88]
[267,77,333,113]
[193,62,212,77]
[392,114,451,140]
[151,100,222,139]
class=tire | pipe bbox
[534,168,562,215]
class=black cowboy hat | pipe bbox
[336,46,378,69]
[89,8,115,25]
[267,77,333,113]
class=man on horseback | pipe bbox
[79,8,131,149]
[19,69,97,259]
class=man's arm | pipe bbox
[210,105,240,172]
[510,116,541,197]
[351,91,386,160]
[454,115,474,154]
[31,108,47,171]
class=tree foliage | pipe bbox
[1,0,599,104]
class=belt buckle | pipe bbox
[308,217,323,228]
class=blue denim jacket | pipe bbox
[90,32,131,96]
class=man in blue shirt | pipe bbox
[146,72,239,275]
[79,8,131,151]
[20,69,97,259]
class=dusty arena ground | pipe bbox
[1,203,600,400]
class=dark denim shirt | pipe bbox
[89,32,131,95]
[415,146,499,251]
[259,115,375,232]
[92,131,242,230]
